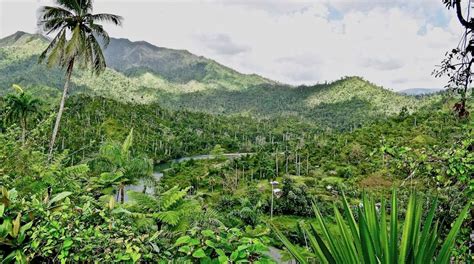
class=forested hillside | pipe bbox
[1,90,471,262]
[0,2,472,260]
[0,31,437,130]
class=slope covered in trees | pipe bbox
[0,31,438,130]
[0,89,471,262]
[0,16,471,262]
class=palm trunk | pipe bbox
[120,183,125,204]
[48,60,74,161]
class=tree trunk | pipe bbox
[48,60,74,161]
[120,183,125,204]
[275,153,278,176]
[116,187,120,201]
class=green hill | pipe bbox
[0,31,436,129]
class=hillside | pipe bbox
[0,31,435,129]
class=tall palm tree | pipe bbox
[38,0,122,160]
[4,84,41,145]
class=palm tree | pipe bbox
[4,84,41,145]
[97,129,153,203]
[38,0,122,160]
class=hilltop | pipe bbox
[0,31,436,129]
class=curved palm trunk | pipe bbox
[48,60,74,161]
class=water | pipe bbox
[124,153,251,201]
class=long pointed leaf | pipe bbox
[390,189,398,264]
[434,203,471,264]
[309,223,336,264]
[270,222,307,263]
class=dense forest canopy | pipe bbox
[0,0,472,263]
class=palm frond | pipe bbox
[45,30,67,68]
[56,0,82,14]
[89,13,123,26]
[39,6,74,20]
[39,28,66,64]
[88,23,110,46]
[88,33,107,75]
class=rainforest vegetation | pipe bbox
[0,0,473,263]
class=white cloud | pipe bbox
[194,33,250,55]
[0,0,464,90]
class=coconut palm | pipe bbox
[38,0,122,160]
[4,84,41,145]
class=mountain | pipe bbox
[399,88,443,96]
[102,37,274,87]
[0,31,437,129]
[0,31,48,47]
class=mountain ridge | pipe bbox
[0,31,438,130]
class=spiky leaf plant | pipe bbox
[271,190,471,264]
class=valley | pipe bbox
[0,31,436,130]
[0,1,472,262]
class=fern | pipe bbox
[121,128,133,158]
[127,191,160,212]
[160,186,189,210]
[153,211,181,226]
[62,164,90,178]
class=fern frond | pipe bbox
[121,128,133,158]
[127,191,160,212]
[154,211,180,226]
[160,186,189,210]
[62,164,90,177]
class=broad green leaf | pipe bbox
[202,229,215,237]
[48,191,72,207]
[12,213,21,238]
[230,250,239,261]
[174,235,191,246]
[178,245,191,253]
[192,248,207,258]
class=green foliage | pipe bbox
[0,32,440,131]
[441,138,474,196]
[272,190,471,264]
[174,225,274,263]
[0,187,32,263]
[2,85,41,143]
[273,178,314,217]
[93,128,153,202]
[0,29,472,262]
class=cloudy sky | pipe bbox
[0,0,464,90]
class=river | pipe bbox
[124,153,252,200]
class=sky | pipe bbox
[0,0,465,91]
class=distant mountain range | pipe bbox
[398,88,443,96]
[0,31,438,129]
